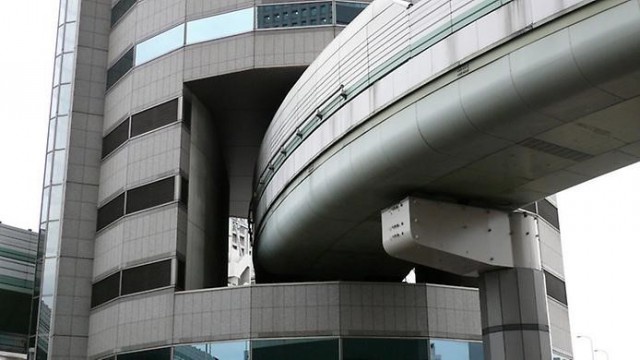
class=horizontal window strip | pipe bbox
[102,119,130,159]
[118,347,172,360]
[111,0,136,27]
[106,48,134,90]
[130,99,179,137]
[91,259,173,309]
[0,246,37,264]
[96,193,125,231]
[126,177,175,214]
[96,176,183,231]
[101,98,183,160]
[109,2,367,86]
[91,271,121,308]
[0,274,34,292]
[544,270,567,305]
[257,2,332,29]
[538,199,560,229]
[336,2,368,25]
[121,259,172,296]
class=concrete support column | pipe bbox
[478,212,552,360]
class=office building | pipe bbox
[33,0,640,358]
[0,222,38,356]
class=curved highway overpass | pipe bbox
[253,0,640,281]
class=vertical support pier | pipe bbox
[479,212,552,360]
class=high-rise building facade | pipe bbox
[33,0,636,358]
[0,222,38,356]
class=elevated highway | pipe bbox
[252,0,640,281]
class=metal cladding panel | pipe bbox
[381,197,513,276]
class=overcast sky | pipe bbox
[0,1,638,359]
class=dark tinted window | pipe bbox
[91,272,121,308]
[336,2,368,25]
[121,259,172,295]
[180,178,189,206]
[343,338,428,360]
[102,119,130,158]
[521,202,537,214]
[545,271,567,305]
[182,98,192,130]
[257,2,333,28]
[111,0,136,27]
[538,199,560,229]
[253,339,339,360]
[126,177,175,214]
[106,48,134,90]
[130,99,179,137]
[118,347,171,360]
[97,193,125,231]
[176,259,186,291]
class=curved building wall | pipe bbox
[87,282,482,359]
[34,0,373,358]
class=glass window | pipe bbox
[57,83,71,115]
[257,3,332,28]
[96,193,125,231]
[91,271,121,307]
[336,2,368,25]
[130,98,179,137]
[61,53,75,84]
[50,86,59,117]
[47,119,56,152]
[56,25,64,55]
[63,22,77,52]
[51,150,67,184]
[252,338,339,360]
[66,0,79,23]
[53,56,61,86]
[175,341,249,360]
[537,199,560,229]
[58,0,67,25]
[55,116,69,149]
[38,295,54,332]
[45,221,61,257]
[135,24,185,65]
[118,347,171,360]
[544,271,567,305]
[125,176,175,214]
[180,178,189,205]
[40,187,50,223]
[48,185,63,221]
[429,339,483,360]
[186,7,254,45]
[111,0,136,27]
[343,338,428,360]
[43,152,53,186]
[121,259,172,295]
[41,258,58,296]
[102,118,130,158]
[107,48,134,90]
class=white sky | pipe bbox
[0,1,638,359]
